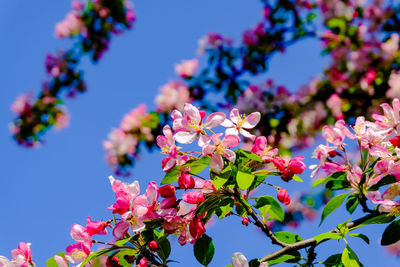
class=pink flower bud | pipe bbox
[148,240,158,252]
[241,217,249,226]
[189,218,206,240]
[390,136,400,148]
[277,189,290,205]
[288,156,306,174]
[158,184,176,198]
[182,191,205,204]
[178,173,195,189]
[138,258,148,267]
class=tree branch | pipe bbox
[260,211,383,263]
[233,189,290,248]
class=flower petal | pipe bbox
[242,112,260,129]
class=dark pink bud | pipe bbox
[178,173,195,190]
[189,218,206,240]
[288,156,306,174]
[242,217,249,226]
[272,157,286,172]
[390,136,400,148]
[158,184,176,198]
[138,258,148,267]
[277,189,290,205]
[148,240,158,252]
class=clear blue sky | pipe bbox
[0,0,398,266]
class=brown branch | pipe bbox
[260,211,383,263]
[233,189,290,248]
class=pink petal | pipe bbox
[210,153,224,173]
[198,135,211,147]
[239,128,255,140]
[113,221,130,239]
[54,256,68,267]
[204,112,226,128]
[202,144,216,156]
[229,108,240,124]
[223,149,236,162]
[146,182,159,203]
[225,127,239,136]
[221,119,234,127]
[182,191,205,204]
[222,135,240,148]
[184,103,201,125]
[174,132,197,144]
[242,112,260,129]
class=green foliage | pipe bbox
[236,171,255,190]
[253,196,285,222]
[381,219,400,246]
[274,232,303,244]
[210,165,232,189]
[320,192,350,225]
[345,194,359,214]
[346,233,369,244]
[341,246,361,267]
[312,171,346,187]
[161,167,179,184]
[314,232,343,244]
[267,251,301,265]
[324,254,343,267]
[194,234,215,266]
[368,175,397,191]
[215,198,235,218]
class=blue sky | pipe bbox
[0,0,399,266]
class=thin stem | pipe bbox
[233,189,289,248]
[260,211,383,263]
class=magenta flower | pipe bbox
[173,103,226,145]
[157,125,188,172]
[182,191,205,204]
[202,133,240,173]
[0,242,34,267]
[108,176,140,215]
[65,242,90,264]
[251,136,278,162]
[221,108,261,140]
[85,216,109,236]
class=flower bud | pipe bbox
[277,188,290,205]
[182,191,205,204]
[158,184,176,198]
[231,252,249,267]
[148,240,158,252]
[138,258,148,267]
[390,136,400,148]
[241,217,249,226]
[189,218,206,240]
[178,172,195,189]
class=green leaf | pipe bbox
[381,219,400,246]
[368,175,397,191]
[292,175,304,182]
[320,192,350,225]
[324,254,343,267]
[314,232,343,244]
[312,171,347,187]
[346,233,369,244]
[267,251,301,265]
[237,149,262,162]
[185,156,210,175]
[341,246,360,267]
[210,165,231,189]
[215,198,234,218]
[161,167,179,184]
[159,237,171,259]
[236,171,255,190]
[254,196,285,222]
[274,232,303,244]
[346,194,359,214]
[326,18,346,33]
[354,213,395,229]
[326,179,351,190]
[194,234,215,266]
[46,253,66,267]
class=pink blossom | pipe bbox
[178,172,195,190]
[65,242,90,264]
[55,12,84,38]
[175,59,198,78]
[173,103,226,145]
[108,176,140,215]
[277,189,290,205]
[182,191,205,204]
[120,104,148,131]
[157,125,188,172]
[222,108,261,140]
[70,224,91,248]
[54,256,68,267]
[112,204,148,238]
[251,136,278,162]
[326,94,343,119]
[85,216,109,236]
[387,71,400,99]
[155,81,191,113]
[11,93,33,114]
[202,134,240,173]
[189,218,206,240]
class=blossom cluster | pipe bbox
[56,0,135,61]
[103,105,160,175]
[312,99,400,215]
[11,0,135,146]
